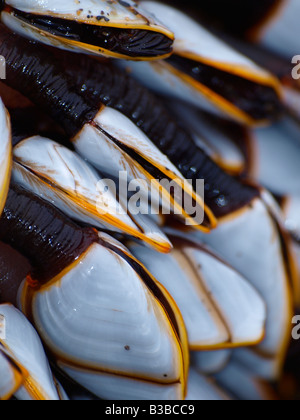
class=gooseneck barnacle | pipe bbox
[0,29,259,226]
[0,0,175,59]
[0,0,300,401]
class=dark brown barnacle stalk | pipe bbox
[0,184,189,401]
[0,28,175,252]
[0,0,174,59]
[0,27,207,231]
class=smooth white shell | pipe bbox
[59,365,183,401]
[282,195,300,239]
[5,0,170,31]
[186,368,230,401]
[141,2,273,78]
[119,2,279,124]
[0,347,22,400]
[192,350,232,375]
[169,103,246,175]
[252,118,300,195]
[258,0,300,58]
[190,198,293,362]
[232,348,283,381]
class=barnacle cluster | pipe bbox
[0,0,300,401]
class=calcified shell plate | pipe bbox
[0,347,22,400]
[120,2,279,124]
[74,107,213,231]
[12,135,171,253]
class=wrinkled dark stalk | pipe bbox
[0,185,98,284]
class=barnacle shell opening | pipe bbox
[169,103,249,176]
[0,29,254,230]
[129,240,266,351]
[0,0,298,401]
[186,368,231,400]
[1,0,174,59]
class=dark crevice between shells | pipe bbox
[10,9,173,58]
[168,0,283,36]
[0,185,98,285]
[0,242,31,306]
[167,55,283,121]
